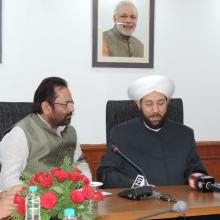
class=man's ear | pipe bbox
[41,101,51,115]
[135,100,141,110]
[113,15,116,23]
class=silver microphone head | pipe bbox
[171,201,188,213]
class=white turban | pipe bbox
[127,75,175,100]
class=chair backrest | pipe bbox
[106,98,183,144]
[0,102,33,141]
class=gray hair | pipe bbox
[114,0,138,17]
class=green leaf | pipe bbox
[10,210,23,220]
[41,212,50,220]
[60,156,76,172]
[20,170,32,184]
[51,185,64,194]
[78,204,86,209]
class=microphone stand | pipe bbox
[134,201,188,220]
[111,145,149,185]
[111,145,153,199]
[135,208,172,220]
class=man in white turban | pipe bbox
[97,75,207,189]
[127,75,174,130]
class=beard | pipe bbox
[58,113,72,126]
[115,23,136,36]
[50,112,72,128]
[140,110,167,130]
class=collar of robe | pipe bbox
[143,121,162,132]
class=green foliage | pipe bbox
[60,156,75,172]
[11,156,98,220]
[20,170,32,185]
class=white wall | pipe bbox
[0,0,220,143]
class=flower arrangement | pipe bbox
[11,157,104,220]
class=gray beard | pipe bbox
[115,23,135,36]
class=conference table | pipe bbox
[96,185,220,219]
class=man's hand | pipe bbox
[0,185,23,219]
[189,173,205,189]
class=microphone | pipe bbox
[195,176,215,192]
[134,200,188,220]
[196,175,220,192]
[111,145,153,199]
[212,183,220,192]
[111,145,149,186]
[132,174,146,188]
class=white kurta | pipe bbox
[0,122,92,191]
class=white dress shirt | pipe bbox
[0,120,92,191]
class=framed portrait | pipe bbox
[92,0,154,68]
[0,0,2,63]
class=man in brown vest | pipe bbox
[0,77,92,191]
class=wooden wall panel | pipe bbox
[81,142,220,182]
[196,142,220,183]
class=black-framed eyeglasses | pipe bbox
[53,101,74,108]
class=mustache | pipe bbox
[116,22,124,25]
[149,113,162,118]
[116,22,134,27]
[65,113,72,118]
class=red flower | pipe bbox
[11,158,104,219]
[17,201,25,215]
[40,174,53,189]
[14,193,25,215]
[72,168,82,174]
[14,193,24,204]
[33,172,45,183]
[51,167,68,182]
[70,190,84,204]
[80,175,90,185]
[28,180,35,186]
[82,186,94,200]
[40,192,57,209]
[93,191,104,202]
[51,167,60,175]
[69,171,82,182]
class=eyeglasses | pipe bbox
[53,101,74,108]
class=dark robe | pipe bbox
[97,117,207,189]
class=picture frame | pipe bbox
[92,0,154,68]
[0,0,2,63]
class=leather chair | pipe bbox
[0,102,33,141]
[106,98,183,144]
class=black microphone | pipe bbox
[195,175,215,192]
[212,183,220,192]
[196,175,220,192]
[134,200,188,220]
[111,144,153,199]
[111,145,148,186]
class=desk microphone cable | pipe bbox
[151,191,177,202]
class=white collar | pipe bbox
[38,114,65,136]
[143,121,161,132]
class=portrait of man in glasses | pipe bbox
[0,77,92,191]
